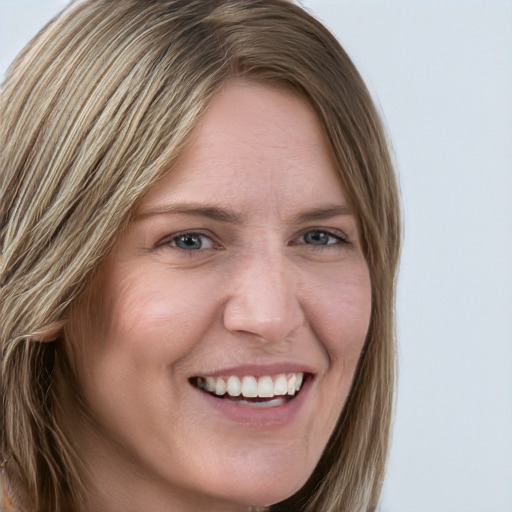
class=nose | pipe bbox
[222,249,305,343]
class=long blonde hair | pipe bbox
[1,1,400,510]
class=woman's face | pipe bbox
[65,80,371,512]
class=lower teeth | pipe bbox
[235,397,287,407]
[222,394,290,407]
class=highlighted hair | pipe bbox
[1,1,400,510]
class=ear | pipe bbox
[26,321,66,343]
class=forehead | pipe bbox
[140,79,347,216]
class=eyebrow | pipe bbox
[134,202,353,224]
[134,203,242,223]
[291,204,354,223]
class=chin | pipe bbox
[199,455,313,509]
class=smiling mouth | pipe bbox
[190,373,308,407]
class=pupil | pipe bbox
[176,234,202,250]
[305,231,328,245]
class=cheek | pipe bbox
[307,263,372,364]
[295,263,371,466]
[93,265,221,364]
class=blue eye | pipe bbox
[303,230,344,246]
[168,233,214,251]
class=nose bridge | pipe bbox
[223,246,304,342]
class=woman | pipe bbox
[0,1,400,511]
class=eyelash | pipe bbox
[294,229,349,248]
[156,231,217,252]
[154,228,349,255]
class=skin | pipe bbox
[62,80,372,512]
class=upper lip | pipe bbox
[192,362,318,378]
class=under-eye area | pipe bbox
[190,373,311,407]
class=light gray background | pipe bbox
[1,1,511,511]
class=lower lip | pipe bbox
[194,378,312,429]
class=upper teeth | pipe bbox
[198,373,304,398]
